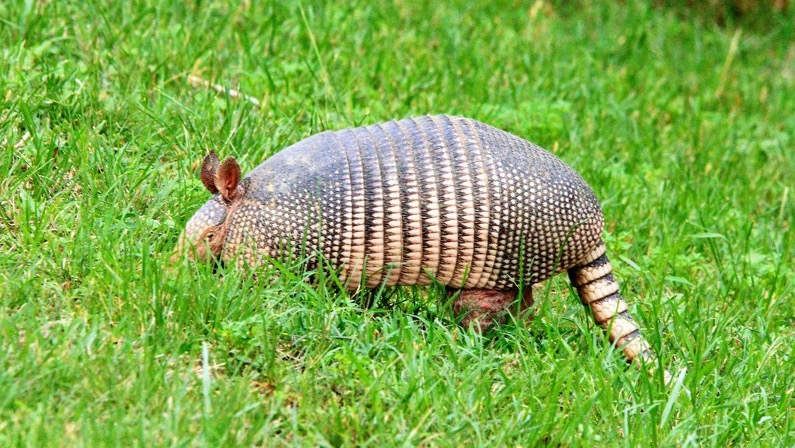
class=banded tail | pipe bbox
[568,241,653,363]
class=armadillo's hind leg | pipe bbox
[568,241,654,363]
[449,288,534,332]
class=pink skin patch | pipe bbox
[450,288,534,332]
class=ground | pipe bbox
[0,1,793,446]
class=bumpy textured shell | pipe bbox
[222,115,605,291]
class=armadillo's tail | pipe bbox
[567,240,654,364]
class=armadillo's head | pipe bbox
[172,151,245,263]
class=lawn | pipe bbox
[1,1,793,446]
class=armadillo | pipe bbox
[177,115,654,364]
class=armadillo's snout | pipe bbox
[173,197,228,262]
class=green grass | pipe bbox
[1,0,793,446]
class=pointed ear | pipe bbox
[200,151,220,194]
[215,157,241,201]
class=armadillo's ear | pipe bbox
[215,157,241,202]
[201,151,221,194]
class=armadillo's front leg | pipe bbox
[450,288,534,332]
[568,241,654,363]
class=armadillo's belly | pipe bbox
[229,115,605,291]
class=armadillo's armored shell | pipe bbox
[224,115,605,290]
